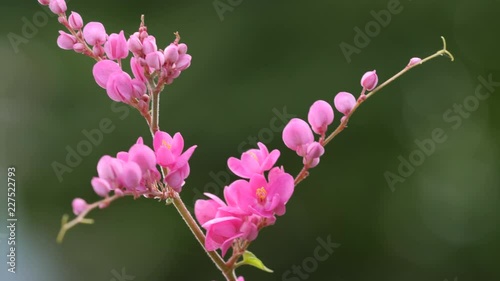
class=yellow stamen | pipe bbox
[256,187,267,202]
[162,139,172,149]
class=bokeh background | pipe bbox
[1,0,499,280]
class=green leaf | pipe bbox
[239,250,274,273]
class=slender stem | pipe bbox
[171,194,237,281]
[58,193,128,243]
[323,37,454,146]
[146,80,234,281]
[151,91,160,134]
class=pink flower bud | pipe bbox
[91,177,111,197]
[177,43,188,55]
[361,70,378,91]
[71,198,88,215]
[130,57,146,82]
[282,118,314,156]
[407,57,422,67]
[68,11,83,30]
[131,78,147,98]
[334,92,356,115]
[127,35,142,54]
[176,54,191,71]
[128,142,157,174]
[307,100,334,135]
[92,60,121,88]
[83,22,107,46]
[38,0,50,5]
[104,31,128,60]
[164,44,179,64]
[146,51,165,70]
[93,45,104,57]
[49,0,67,14]
[119,162,142,189]
[97,156,123,182]
[106,71,134,103]
[73,43,85,53]
[57,31,76,50]
[142,36,157,55]
[304,142,324,168]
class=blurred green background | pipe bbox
[1,0,499,280]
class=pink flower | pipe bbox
[407,57,422,67]
[127,33,142,54]
[282,118,314,156]
[92,60,121,88]
[146,51,165,70]
[142,36,157,55]
[128,138,158,176]
[237,277,245,281]
[176,54,191,71]
[83,22,107,46]
[177,43,188,55]
[104,31,128,60]
[73,43,85,53]
[91,177,111,197]
[195,193,259,256]
[96,155,123,184]
[227,142,280,179]
[57,31,76,50]
[224,167,294,218]
[71,198,88,215]
[334,92,356,116]
[106,71,135,102]
[163,44,179,64]
[303,142,324,168]
[49,0,67,14]
[307,100,334,135]
[361,70,378,91]
[130,57,147,82]
[38,0,50,5]
[68,12,83,30]
[153,131,197,192]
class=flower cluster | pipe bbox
[282,70,381,169]
[71,131,196,215]
[195,143,294,256]
[39,0,191,108]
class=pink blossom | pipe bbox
[91,177,111,197]
[131,79,147,98]
[57,31,76,50]
[177,43,188,55]
[104,31,128,60]
[307,100,334,135]
[128,138,158,175]
[408,57,422,67]
[361,70,378,91]
[153,131,197,192]
[68,12,83,30]
[120,162,142,190]
[73,43,85,53]
[92,60,121,88]
[49,0,67,14]
[227,142,280,179]
[38,0,50,5]
[224,167,294,218]
[71,198,88,215]
[127,33,142,54]
[303,142,324,168]
[106,71,135,102]
[282,118,314,156]
[237,277,245,281]
[176,54,191,71]
[334,92,356,116]
[83,22,107,46]
[142,36,157,55]
[130,57,147,82]
[163,44,179,64]
[146,51,165,70]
